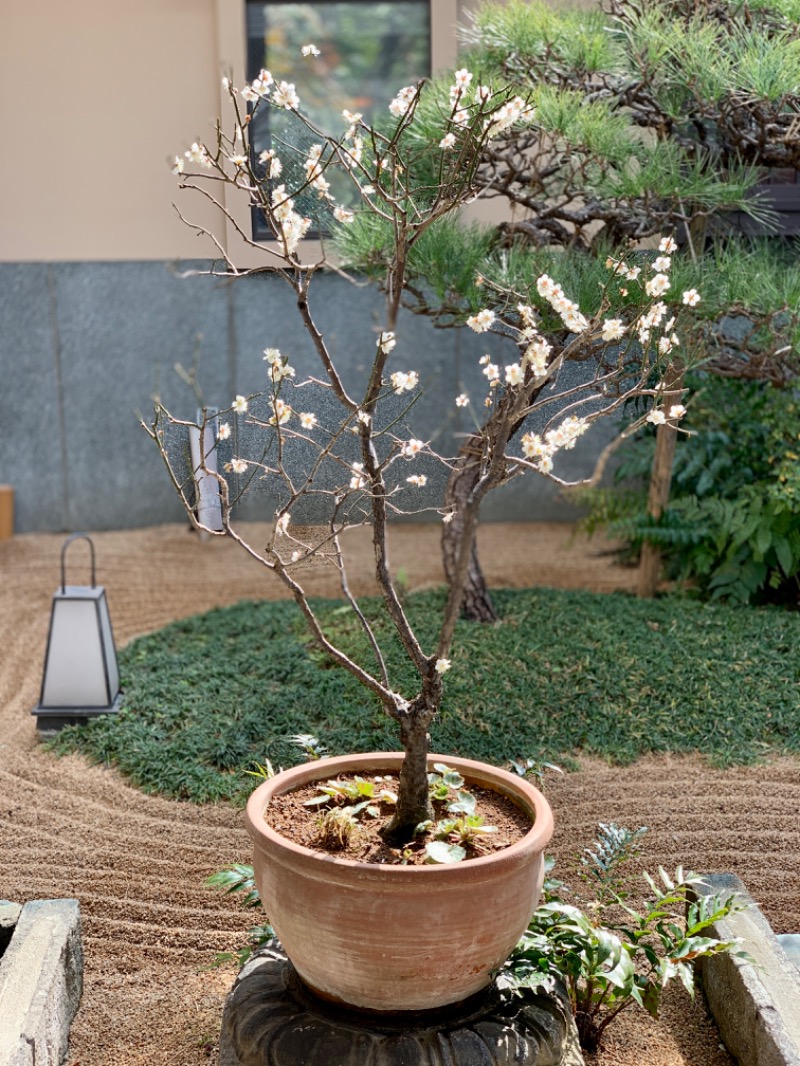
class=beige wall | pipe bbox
[0,0,461,263]
[1,0,225,261]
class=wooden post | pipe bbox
[637,367,684,598]
[0,486,13,541]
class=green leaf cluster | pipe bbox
[580,371,800,604]
[500,828,751,1051]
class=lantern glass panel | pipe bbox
[40,592,112,708]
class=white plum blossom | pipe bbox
[401,439,424,458]
[301,44,320,57]
[269,183,311,252]
[536,274,588,332]
[524,337,552,378]
[333,205,354,224]
[484,95,534,139]
[658,334,680,356]
[640,302,668,329]
[185,143,212,169]
[505,363,524,386]
[172,156,185,175]
[517,303,537,327]
[669,404,687,420]
[232,395,249,414]
[228,153,248,168]
[379,331,396,353]
[647,408,667,425]
[251,70,274,97]
[521,432,548,459]
[304,144,332,199]
[435,658,452,674]
[439,133,457,150]
[269,399,292,426]
[536,274,560,299]
[453,68,473,91]
[390,370,419,393]
[407,474,428,487]
[482,362,500,385]
[357,410,371,426]
[241,84,260,103]
[602,319,626,342]
[682,289,701,307]
[659,236,678,254]
[276,513,290,534]
[263,348,295,381]
[652,256,671,272]
[258,149,282,178]
[548,415,590,451]
[520,415,589,469]
[646,274,671,298]
[272,81,300,110]
[349,462,367,490]
[271,185,294,219]
[475,84,492,104]
[218,422,231,441]
[299,412,318,430]
[467,309,495,333]
[563,310,589,334]
[455,393,469,407]
[389,85,417,118]
[230,457,248,474]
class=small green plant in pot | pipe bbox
[155,33,713,1013]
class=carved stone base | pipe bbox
[220,940,583,1066]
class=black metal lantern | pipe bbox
[32,533,122,734]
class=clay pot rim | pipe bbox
[245,751,554,876]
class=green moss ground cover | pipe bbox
[50,588,800,804]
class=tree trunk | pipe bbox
[638,367,685,598]
[381,708,434,844]
[442,434,499,623]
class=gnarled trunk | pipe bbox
[442,433,498,623]
[638,365,685,598]
[381,706,434,844]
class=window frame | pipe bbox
[213,0,459,268]
[246,0,436,244]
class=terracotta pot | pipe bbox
[244,752,554,1013]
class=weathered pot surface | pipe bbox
[244,752,554,1013]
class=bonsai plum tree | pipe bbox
[154,47,710,842]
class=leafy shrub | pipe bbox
[580,374,800,605]
[499,824,750,1051]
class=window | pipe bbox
[246,1,432,239]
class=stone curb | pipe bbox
[0,899,84,1066]
[695,874,800,1066]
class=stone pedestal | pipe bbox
[220,940,583,1066]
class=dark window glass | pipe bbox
[246,1,431,239]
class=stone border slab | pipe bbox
[696,874,800,1066]
[0,899,83,1066]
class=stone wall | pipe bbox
[0,261,614,533]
